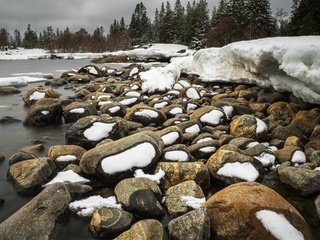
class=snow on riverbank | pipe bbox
[0,76,47,87]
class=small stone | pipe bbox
[0,86,21,95]
[230,115,267,140]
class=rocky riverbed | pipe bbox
[0,63,319,240]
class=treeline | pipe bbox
[0,0,319,52]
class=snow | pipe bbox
[83,122,115,141]
[190,36,320,104]
[185,124,200,134]
[197,137,214,144]
[186,88,200,99]
[246,142,260,148]
[200,146,216,153]
[56,155,77,162]
[222,106,234,119]
[164,151,188,162]
[69,195,121,217]
[256,210,304,240]
[180,196,205,209]
[29,91,46,101]
[315,167,320,171]
[154,101,168,109]
[70,108,85,114]
[200,110,224,126]
[97,95,112,100]
[134,169,165,184]
[217,162,259,182]
[254,153,276,167]
[179,80,191,88]
[187,103,198,111]
[41,111,49,115]
[43,170,90,187]
[119,97,137,106]
[135,109,159,118]
[125,91,141,97]
[98,100,113,106]
[256,118,268,134]
[169,107,183,115]
[161,131,180,146]
[291,150,307,164]
[129,67,139,77]
[108,106,121,113]
[101,142,156,174]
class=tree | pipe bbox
[0,28,9,50]
[23,24,38,49]
[159,1,175,43]
[13,29,22,48]
[91,26,106,52]
[173,0,185,43]
[275,8,289,36]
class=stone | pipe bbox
[125,104,167,126]
[162,104,185,118]
[190,106,226,127]
[78,65,102,77]
[205,182,314,240]
[267,102,296,121]
[168,208,210,240]
[90,208,134,238]
[66,115,130,149]
[24,98,63,126]
[292,108,320,136]
[47,144,86,169]
[156,162,210,193]
[271,124,307,142]
[155,126,183,147]
[0,183,91,240]
[0,116,21,124]
[9,151,37,165]
[315,195,320,220]
[63,101,98,123]
[22,87,60,106]
[100,103,127,118]
[188,140,219,160]
[80,131,163,185]
[68,74,94,83]
[284,136,304,149]
[8,157,57,193]
[165,180,205,218]
[162,144,194,162]
[230,115,267,140]
[277,164,320,196]
[115,219,163,240]
[115,178,163,218]
[275,146,302,164]
[0,86,21,95]
[229,137,257,149]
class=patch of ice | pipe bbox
[222,106,233,119]
[129,67,139,77]
[254,153,276,167]
[200,146,216,153]
[185,124,200,134]
[56,155,77,162]
[41,111,49,115]
[134,169,165,184]
[154,101,168,109]
[169,107,183,115]
[186,88,200,99]
[217,162,259,182]
[180,196,205,209]
[101,142,156,174]
[200,110,224,126]
[119,98,137,106]
[83,122,115,141]
[161,131,180,146]
[164,150,188,162]
[256,210,304,240]
[135,109,159,118]
[108,106,121,113]
[291,150,307,164]
[29,91,46,101]
[70,108,85,114]
[256,118,267,134]
[43,170,89,187]
[69,195,121,217]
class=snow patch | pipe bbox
[291,150,307,164]
[200,146,216,153]
[164,151,188,162]
[197,137,214,144]
[125,91,141,97]
[186,88,200,99]
[29,91,46,101]
[83,122,115,141]
[187,103,198,111]
[134,169,165,184]
[41,110,49,115]
[217,162,259,182]
[222,106,233,119]
[119,98,137,106]
[108,106,121,113]
[70,108,85,114]
[161,131,180,146]
[43,170,89,187]
[129,67,139,76]
[135,109,159,118]
[180,196,205,209]
[185,124,200,134]
[254,153,276,167]
[200,110,224,126]
[169,107,183,115]
[154,101,168,109]
[56,155,77,162]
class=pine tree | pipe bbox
[152,8,160,42]
[159,1,175,43]
[215,0,228,23]
[0,28,9,50]
[120,17,126,31]
[13,29,22,48]
[23,24,38,49]
[173,0,185,43]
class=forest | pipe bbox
[0,0,319,52]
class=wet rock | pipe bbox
[20,144,45,155]
[230,115,267,140]
[0,183,91,240]
[277,164,320,196]
[66,115,129,149]
[115,178,163,218]
[115,219,163,240]
[168,208,210,240]
[9,151,37,165]
[205,182,314,240]
[22,87,60,106]
[8,157,57,193]
[24,98,63,126]
[156,162,210,193]
[90,208,134,238]
[275,146,304,164]
[68,74,94,83]
[188,140,219,160]
[165,180,205,218]
[271,124,306,142]
[0,86,21,95]
[63,101,98,124]
[125,104,167,126]
[162,144,194,162]
[0,116,21,124]
[190,106,226,127]
[100,103,127,118]
[155,126,183,147]
[292,108,320,136]
[80,131,163,185]
[78,65,102,77]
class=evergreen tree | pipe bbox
[13,29,22,47]
[183,1,196,45]
[173,0,185,43]
[91,26,106,52]
[215,0,229,23]
[0,28,9,50]
[23,24,38,49]
[152,8,160,42]
[120,17,126,31]
[211,6,218,26]
[159,1,175,43]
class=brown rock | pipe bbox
[190,106,226,127]
[63,101,98,123]
[125,104,167,126]
[0,86,21,95]
[47,145,86,169]
[292,108,320,136]
[22,87,60,106]
[230,115,267,140]
[275,146,302,164]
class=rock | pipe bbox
[22,87,60,106]
[125,104,167,126]
[275,146,303,164]
[68,74,94,83]
[229,137,257,149]
[20,144,45,155]
[277,164,320,196]
[155,126,183,147]
[100,103,127,118]
[292,108,320,136]
[9,151,37,165]
[257,91,286,103]
[162,144,194,162]
[267,102,296,128]
[310,150,320,166]
[78,65,102,77]
[271,124,307,142]
[8,157,57,193]
[63,101,98,124]
[80,131,163,185]
[315,195,320,220]
[284,136,304,149]
[156,162,210,193]
[205,182,314,240]
[24,98,63,126]
[165,180,205,218]
[230,115,267,140]
[90,208,134,238]
[115,178,163,218]
[188,140,219,160]
[0,183,91,240]
[118,97,141,107]
[66,115,130,149]
[115,219,163,240]
[190,106,226,127]
[162,104,185,118]
[168,208,210,240]
[0,86,21,95]
[47,144,86,169]
[0,116,21,124]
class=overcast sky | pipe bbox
[0,0,292,33]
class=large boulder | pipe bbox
[0,183,91,240]
[63,101,98,124]
[22,87,60,106]
[80,131,163,185]
[230,115,267,140]
[190,106,226,127]
[205,182,314,240]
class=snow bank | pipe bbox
[190,36,320,104]
[0,76,47,87]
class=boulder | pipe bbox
[162,144,194,162]
[0,116,21,124]
[63,101,98,124]
[100,103,127,118]
[190,106,226,127]
[22,87,60,106]
[205,182,314,240]
[188,140,219,160]
[8,157,57,193]
[115,178,163,218]
[125,104,167,126]
[291,108,320,136]
[0,86,20,95]
[67,74,94,83]
[271,124,307,142]
[78,65,102,77]
[168,208,210,240]
[155,126,183,147]
[24,98,63,126]
[80,131,163,185]
[275,146,305,164]
[230,115,267,140]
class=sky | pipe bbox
[0,0,292,34]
